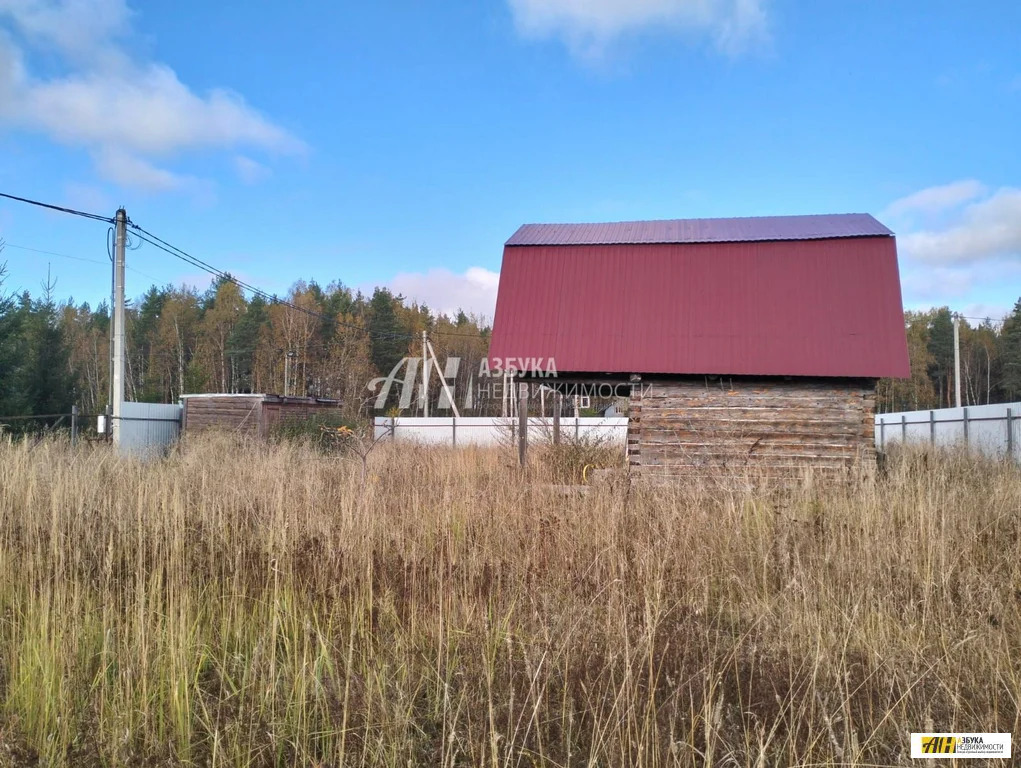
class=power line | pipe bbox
[958,314,1009,323]
[0,190,487,340]
[3,242,163,284]
[128,227,415,343]
[3,243,107,266]
[0,192,114,223]
[127,224,485,342]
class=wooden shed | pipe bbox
[180,394,342,439]
[488,213,910,481]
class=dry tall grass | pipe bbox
[0,436,1017,766]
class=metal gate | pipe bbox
[118,401,182,457]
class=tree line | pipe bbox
[876,303,1021,413]
[0,261,491,422]
[2,253,1020,421]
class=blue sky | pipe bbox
[0,0,1019,323]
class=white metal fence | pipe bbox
[875,402,1020,461]
[373,416,629,446]
[118,401,182,457]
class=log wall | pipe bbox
[181,396,262,436]
[181,395,342,439]
[627,377,876,481]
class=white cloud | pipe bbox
[386,266,500,321]
[0,0,303,191]
[884,179,986,218]
[898,187,1021,265]
[234,155,271,185]
[96,146,193,192]
[62,181,112,213]
[888,181,1021,316]
[0,0,130,63]
[507,0,769,58]
[899,264,974,301]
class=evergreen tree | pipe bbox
[0,264,26,416]
[1000,299,1021,400]
[927,308,955,406]
[367,288,406,375]
[19,291,75,417]
[227,294,268,393]
[137,285,170,402]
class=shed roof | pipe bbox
[506,213,892,246]
[489,215,910,379]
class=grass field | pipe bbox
[0,436,1017,766]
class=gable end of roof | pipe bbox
[506,213,893,246]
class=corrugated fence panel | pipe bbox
[119,401,182,458]
[875,402,1021,462]
[373,417,628,447]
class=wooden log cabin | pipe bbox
[488,213,910,481]
[180,394,341,440]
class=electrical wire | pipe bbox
[3,242,161,283]
[3,243,108,266]
[958,314,1009,323]
[0,192,114,223]
[127,224,487,342]
[130,232,410,343]
[0,190,1011,333]
[0,191,489,340]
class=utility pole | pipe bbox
[953,313,962,408]
[111,208,127,445]
[422,330,429,417]
[425,337,460,418]
[284,349,296,397]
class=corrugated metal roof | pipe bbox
[488,235,910,378]
[506,213,892,246]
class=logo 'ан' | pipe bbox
[920,736,957,754]
[910,732,1010,759]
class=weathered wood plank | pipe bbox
[631,377,876,481]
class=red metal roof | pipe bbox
[489,229,910,379]
[506,213,892,246]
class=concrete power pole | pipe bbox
[422,330,429,418]
[111,208,127,445]
[284,350,297,397]
[953,313,962,408]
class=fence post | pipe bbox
[962,407,969,445]
[553,392,561,445]
[517,383,528,467]
[879,417,885,449]
[71,405,79,447]
[1007,408,1014,459]
[452,416,457,447]
[901,414,907,442]
[930,410,935,445]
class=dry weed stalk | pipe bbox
[0,435,1016,766]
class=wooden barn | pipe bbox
[180,394,341,439]
[488,213,910,480]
